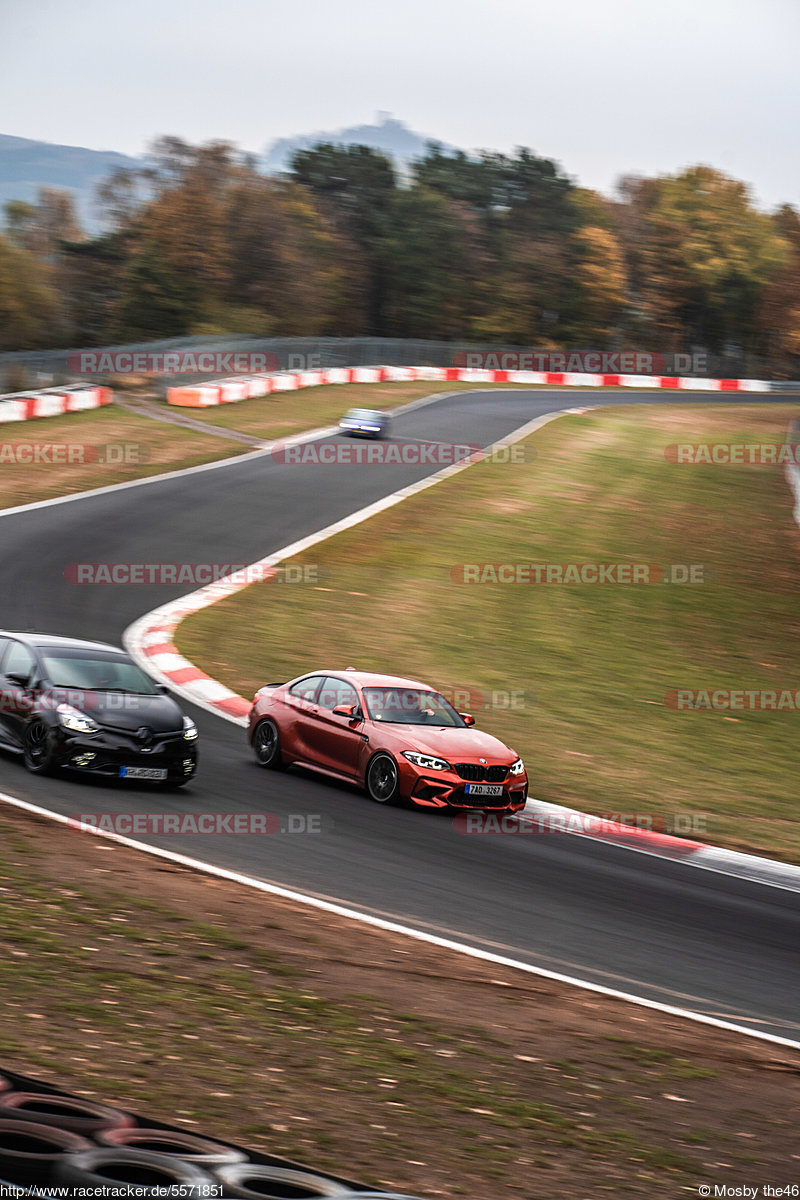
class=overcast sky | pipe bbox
[2,0,798,208]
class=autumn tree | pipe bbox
[3,188,84,260]
[619,166,787,355]
[225,172,358,335]
[0,232,62,350]
[3,133,797,365]
[563,224,627,343]
[756,205,800,376]
[113,141,236,338]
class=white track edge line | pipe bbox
[0,788,797,1051]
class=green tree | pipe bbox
[410,146,580,342]
[59,232,128,346]
[116,238,202,340]
[500,148,577,237]
[471,231,569,344]
[383,186,477,338]
[412,146,503,220]
[290,144,396,332]
[414,146,576,234]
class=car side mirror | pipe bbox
[156,684,170,694]
[333,704,360,720]
[6,672,31,688]
[459,712,476,727]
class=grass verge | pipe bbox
[179,402,800,862]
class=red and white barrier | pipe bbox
[167,366,770,407]
[0,386,112,423]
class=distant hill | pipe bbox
[0,120,460,235]
[0,134,142,232]
[262,113,461,174]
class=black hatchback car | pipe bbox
[0,632,198,786]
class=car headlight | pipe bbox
[56,703,99,735]
[183,716,199,741]
[402,751,451,771]
[510,758,525,775]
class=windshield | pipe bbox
[363,687,465,726]
[345,409,379,419]
[42,651,160,695]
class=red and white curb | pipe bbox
[124,400,800,895]
[0,385,112,422]
[525,800,800,892]
[167,364,770,407]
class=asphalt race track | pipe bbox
[1,388,799,1041]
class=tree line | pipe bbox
[2,136,799,376]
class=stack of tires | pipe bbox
[0,1070,428,1198]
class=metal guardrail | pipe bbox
[2,336,799,390]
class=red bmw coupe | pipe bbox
[247,669,528,811]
